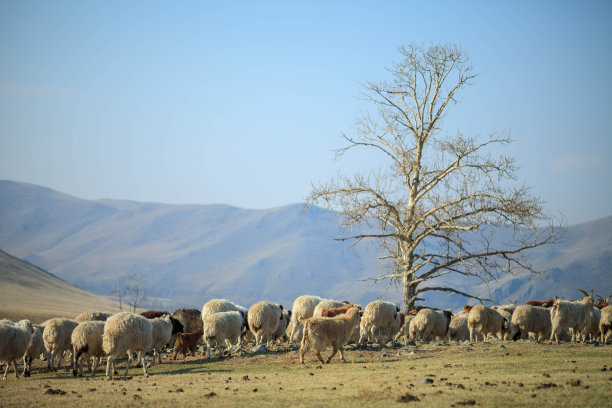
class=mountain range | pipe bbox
[0,180,610,312]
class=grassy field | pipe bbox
[1,340,610,407]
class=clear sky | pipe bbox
[1,0,611,225]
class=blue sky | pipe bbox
[1,1,611,224]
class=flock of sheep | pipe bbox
[1,291,611,381]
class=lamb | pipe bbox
[103,312,153,379]
[288,295,323,342]
[511,305,552,342]
[599,305,612,342]
[359,300,400,343]
[549,294,594,343]
[172,329,203,360]
[299,307,362,364]
[0,319,34,380]
[74,311,113,323]
[202,311,248,359]
[248,301,284,346]
[71,320,105,377]
[43,318,79,370]
[393,314,415,343]
[449,315,470,341]
[468,305,509,342]
[23,324,45,377]
[410,308,453,342]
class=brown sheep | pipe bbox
[171,329,203,360]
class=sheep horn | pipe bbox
[577,289,589,297]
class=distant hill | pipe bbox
[0,248,122,323]
[0,180,610,311]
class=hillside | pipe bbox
[0,180,610,311]
[0,249,122,323]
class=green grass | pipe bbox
[1,341,611,407]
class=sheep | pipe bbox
[23,324,45,377]
[393,314,415,343]
[549,294,594,343]
[171,329,203,360]
[313,299,349,317]
[449,315,470,341]
[359,300,400,343]
[248,301,284,347]
[599,305,612,342]
[71,320,105,377]
[202,311,248,359]
[0,319,34,380]
[410,309,453,342]
[43,318,78,370]
[103,312,153,379]
[524,299,555,308]
[581,306,601,342]
[321,305,353,317]
[140,310,171,319]
[492,305,518,340]
[468,305,509,343]
[299,307,362,364]
[511,305,552,342]
[288,295,323,342]
[172,308,203,333]
[147,315,173,365]
[202,299,250,346]
[272,310,292,343]
[74,311,113,323]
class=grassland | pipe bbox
[1,341,610,407]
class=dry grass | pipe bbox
[1,341,610,407]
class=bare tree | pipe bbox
[109,273,149,313]
[308,43,563,312]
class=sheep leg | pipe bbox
[90,357,99,377]
[314,349,325,364]
[106,356,114,379]
[124,354,132,376]
[326,347,338,363]
[2,362,10,380]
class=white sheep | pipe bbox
[449,315,469,341]
[394,314,415,343]
[43,318,78,370]
[299,307,362,364]
[272,310,292,343]
[410,309,453,342]
[74,311,113,323]
[359,300,399,343]
[581,306,601,342]
[247,301,284,346]
[23,324,45,377]
[201,299,250,345]
[468,305,509,342]
[510,305,552,342]
[103,312,153,379]
[492,306,518,340]
[148,315,173,366]
[71,320,105,377]
[288,295,322,342]
[202,311,248,359]
[0,319,34,380]
[550,295,594,343]
[599,305,612,342]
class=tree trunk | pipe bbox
[402,272,416,313]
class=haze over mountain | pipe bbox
[1,180,610,311]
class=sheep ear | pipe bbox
[279,304,283,311]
